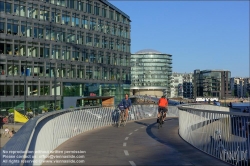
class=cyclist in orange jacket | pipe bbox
[157,96,168,122]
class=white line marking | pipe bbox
[129,133,132,135]
[124,150,129,156]
[123,142,126,146]
[129,161,136,166]
[134,129,138,131]
[141,126,145,128]
[125,137,129,140]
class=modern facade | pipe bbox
[193,69,231,99]
[170,72,193,98]
[0,0,131,112]
[242,78,250,98]
[231,77,250,98]
[170,73,182,98]
[130,49,172,97]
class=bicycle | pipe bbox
[158,108,165,129]
[117,109,127,127]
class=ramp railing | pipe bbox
[1,103,166,166]
[178,104,250,166]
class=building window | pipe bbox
[14,2,26,17]
[90,50,96,63]
[45,26,51,40]
[72,13,79,27]
[52,45,61,59]
[116,12,120,22]
[62,47,70,60]
[51,8,61,23]
[67,29,75,43]
[106,53,110,65]
[86,66,92,79]
[31,4,38,19]
[110,24,115,35]
[98,19,104,32]
[40,5,50,21]
[86,0,92,14]
[98,51,103,63]
[83,49,89,62]
[90,17,96,31]
[94,35,99,47]
[102,36,106,48]
[94,2,99,16]
[67,0,74,9]
[116,39,120,51]
[77,1,83,11]
[109,10,114,20]
[5,2,12,14]
[0,1,4,13]
[110,38,114,50]
[82,15,88,29]
[59,0,66,7]
[77,31,83,45]
[7,19,19,35]
[105,21,110,34]
[62,11,70,25]
[86,33,92,46]
[38,24,44,38]
[28,44,38,58]
[102,5,107,18]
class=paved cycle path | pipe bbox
[43,118,230,166]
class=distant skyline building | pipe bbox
[130,49,172,97]
[170,73,193,98]
[230,77,250,98]
[193,69,231,99]
[0,0,131,111]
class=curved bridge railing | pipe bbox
[178,104,250,166]
[6,94,245,166]
[1,101,179,166]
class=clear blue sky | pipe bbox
[110,1,249,77]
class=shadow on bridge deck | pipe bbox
[42,118,230,166]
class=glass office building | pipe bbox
[130,49,172,97]
[0,0,131,112]
[193,70,231,99]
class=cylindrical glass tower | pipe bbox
[131,49,172,97]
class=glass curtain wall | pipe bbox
[131,54,172,87]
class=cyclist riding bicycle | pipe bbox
[157,96,168,123]
[120,94,132,121]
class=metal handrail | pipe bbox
[1,104,160,166]
[178,104,250,116]
[177,104,250,166]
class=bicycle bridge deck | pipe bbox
[42,118,230,166]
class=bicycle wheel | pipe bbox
[117,112,122,127]
[123,112,127,127]
[158,111,164,129]
[160,117,163,128]
[158,115,161,129]
[119,111,125,127]
[160,112,164,128]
